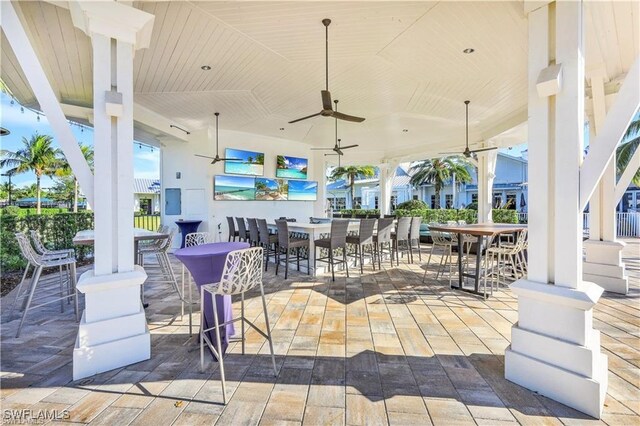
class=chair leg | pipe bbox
[241,292,245,355]
[9,264,31,319]
[200,286,205,372]
[188,273,193,336]
[285,250,289,280]
[296,248,300,271]
[329,249,335,281]
[343,247,349,278]
[275,247,280,276]
[16,266,43,338]
[409,241,414,264]
[359,245,364,274]
[306,247,310,275]
[418,241,422,262]
[181,265,186,321]
[211,293,227,404]
[259,283,278,376]
[71,262,79,322]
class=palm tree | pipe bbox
[54,143,94,212]
[329,165,376,208]
[409,156,472,209]
[1,132,60,213]
[617,114,640,186]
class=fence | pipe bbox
[134,214,161,231]
[516,212,640,238]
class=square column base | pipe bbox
[73,267,150,380]
[583,240,628,294]
[505,279,608,419]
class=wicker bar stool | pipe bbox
[409,217,423,263]
[391,217,412,266]
[227,217,239,242]
[247,218,260,247]
[346,218,376,273]
[314,219,350,281]
[373,217,395,269]
[235,217,249,242]
[257,219,278,271]
[275,220,310,279]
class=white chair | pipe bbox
[181,232,211,335]
[29,230,74,259]
[200,247,277,404]
[11,233,79,338]
[422,227,457,287]
[484,229,528,292]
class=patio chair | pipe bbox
[409,217,423,263]
[226,217,239,242]
[257,219,278,271]
[484,229,528,292]
[275,220,310,279]
[346,218,376,273]
[180,232,211,335]
[236,217,249,242]
[373,217,395,269]
[314,219,350,281]
[29,230,74,260]
[391,216,412,265]
[247,218,260,247]
[422,226,456,287]
[12,233,79,338]
[200,247,277,404]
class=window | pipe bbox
[505,193,517,210]
[471,193,478,204]
[331,197,346,210]
[390,195,398,211]
[374,196,379,209]
[430,195,436,209]
[445,194,453,209]
[353,197,362,208]
[413,195,418,200]
[493,192,503,208]
[635,192,640,210]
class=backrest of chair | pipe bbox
[257,219,271,245]
[516,228,528,249]
[357,219,376,244]
[217,247,264,295]
[329,219,350,248]
[376,218,394,243]
[395,217,411,241]
[247,218,259,243]
[276,220,290,248]
[236,217,247,236]
[409,217,422,239]
[29,230,48,255]
[226,217,236,236]
[185,232,209,247]
[15,233,41,266]
[431,230,448,245]
[446,220,457,226]
[157,224,169,233]
[457,220,467,225]
[160,227,177,251]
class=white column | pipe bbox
[477,149,497,222]
[505,1,608,419]
[70,1,155,380]
[583,71,628,294]
[379,161,398,216]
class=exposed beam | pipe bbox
[615,147,640,205]
[580,56,640,211]
[1,0,94,206]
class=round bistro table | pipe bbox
[174,241,249,358]
[175,220,203,248]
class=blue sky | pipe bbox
[0,92,160,189]
[281,155,308,170]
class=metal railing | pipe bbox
[516,212,639,237]
[134,214,161,231]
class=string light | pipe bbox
[36,114,40,122]
[20,106,24,113]
[10,99,14,105]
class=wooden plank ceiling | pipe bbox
[1,1,638,160]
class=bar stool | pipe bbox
[409,217,423,263]
[139,228,184,309]
[257,219,278,271]
[346,218,376,273]
[373,217,395,269]
[247,218,260,247]
[12,233,79,338]
[314,219,350,281]
[391,217,412,266]
[227,217,239,242]
[275,220,310,279]
[200,247,277,404]
[236,217,249,242]
[422,227,457,287]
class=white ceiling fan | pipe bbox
[194,112,241,164]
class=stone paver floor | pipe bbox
[1,240,638,425]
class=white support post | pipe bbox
[583,71,628,294]
[476,149,497,223]
[615,147,640,204]
[70,1,155,380]
[505,1,608,419]
[379,161,398,216]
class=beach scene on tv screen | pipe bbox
[288,180,317,201]
[255,178,288,201]
[276,155,308,179]
[214,175,256,200]
[224,148,264,175]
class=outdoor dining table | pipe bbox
[174,241,249,358]
[72,228,168,264]
[428,223,527,298]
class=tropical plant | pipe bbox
[329,165,376,208]
[409,156,473,209]
[617,113,640,186]
[0,181,15,202]
[396,199,428,210]
[0,132,60,214]
[54,143,94,212]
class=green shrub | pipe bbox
[338,209,380,217]
[465,202,478,210]
[1,206,21,216]
[395,200,428,210]
[492,209,518,224]
[395,208,517,224]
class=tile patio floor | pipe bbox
[1,240,639,425]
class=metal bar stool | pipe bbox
[275,220,310,279]
[257,219,278,271]
[346,218,377,273]
[314,219,350,281]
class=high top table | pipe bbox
[73,228,168,264]
[175,220,202,248]
[428,223,527,298]
[174,241,248,358]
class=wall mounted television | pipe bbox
[214,175,256,201]
[255,178,288,201]
[276,155,308,179]
[224,148,264,176]
[288,180,318,201]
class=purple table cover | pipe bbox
[174,242,249,358]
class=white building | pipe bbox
[133,178,160,214]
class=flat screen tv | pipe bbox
[276,155,308,179]
[214,175,256,201]
[288,180,318,201]
[255,178,288,201]
[224,148,264,176]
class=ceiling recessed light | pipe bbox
[201,65,211,70]
[279,127,285,131]
[463,48,475,54]
[402,129,409,133]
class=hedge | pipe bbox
[338,209,380,217]
[395,208,518,224]
[1,212,95,273]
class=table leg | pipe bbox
[457,232,463,289]
[474,235,483,294]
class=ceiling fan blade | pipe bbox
[438,152,461,155]
[332,111,365,123]
[321,90,332,110]
[470,147,498,153]
[288,112,322,124]
[195,154,216,159]
[311,147,334,151]
[218,158,242,161]
[339,144,359,150]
